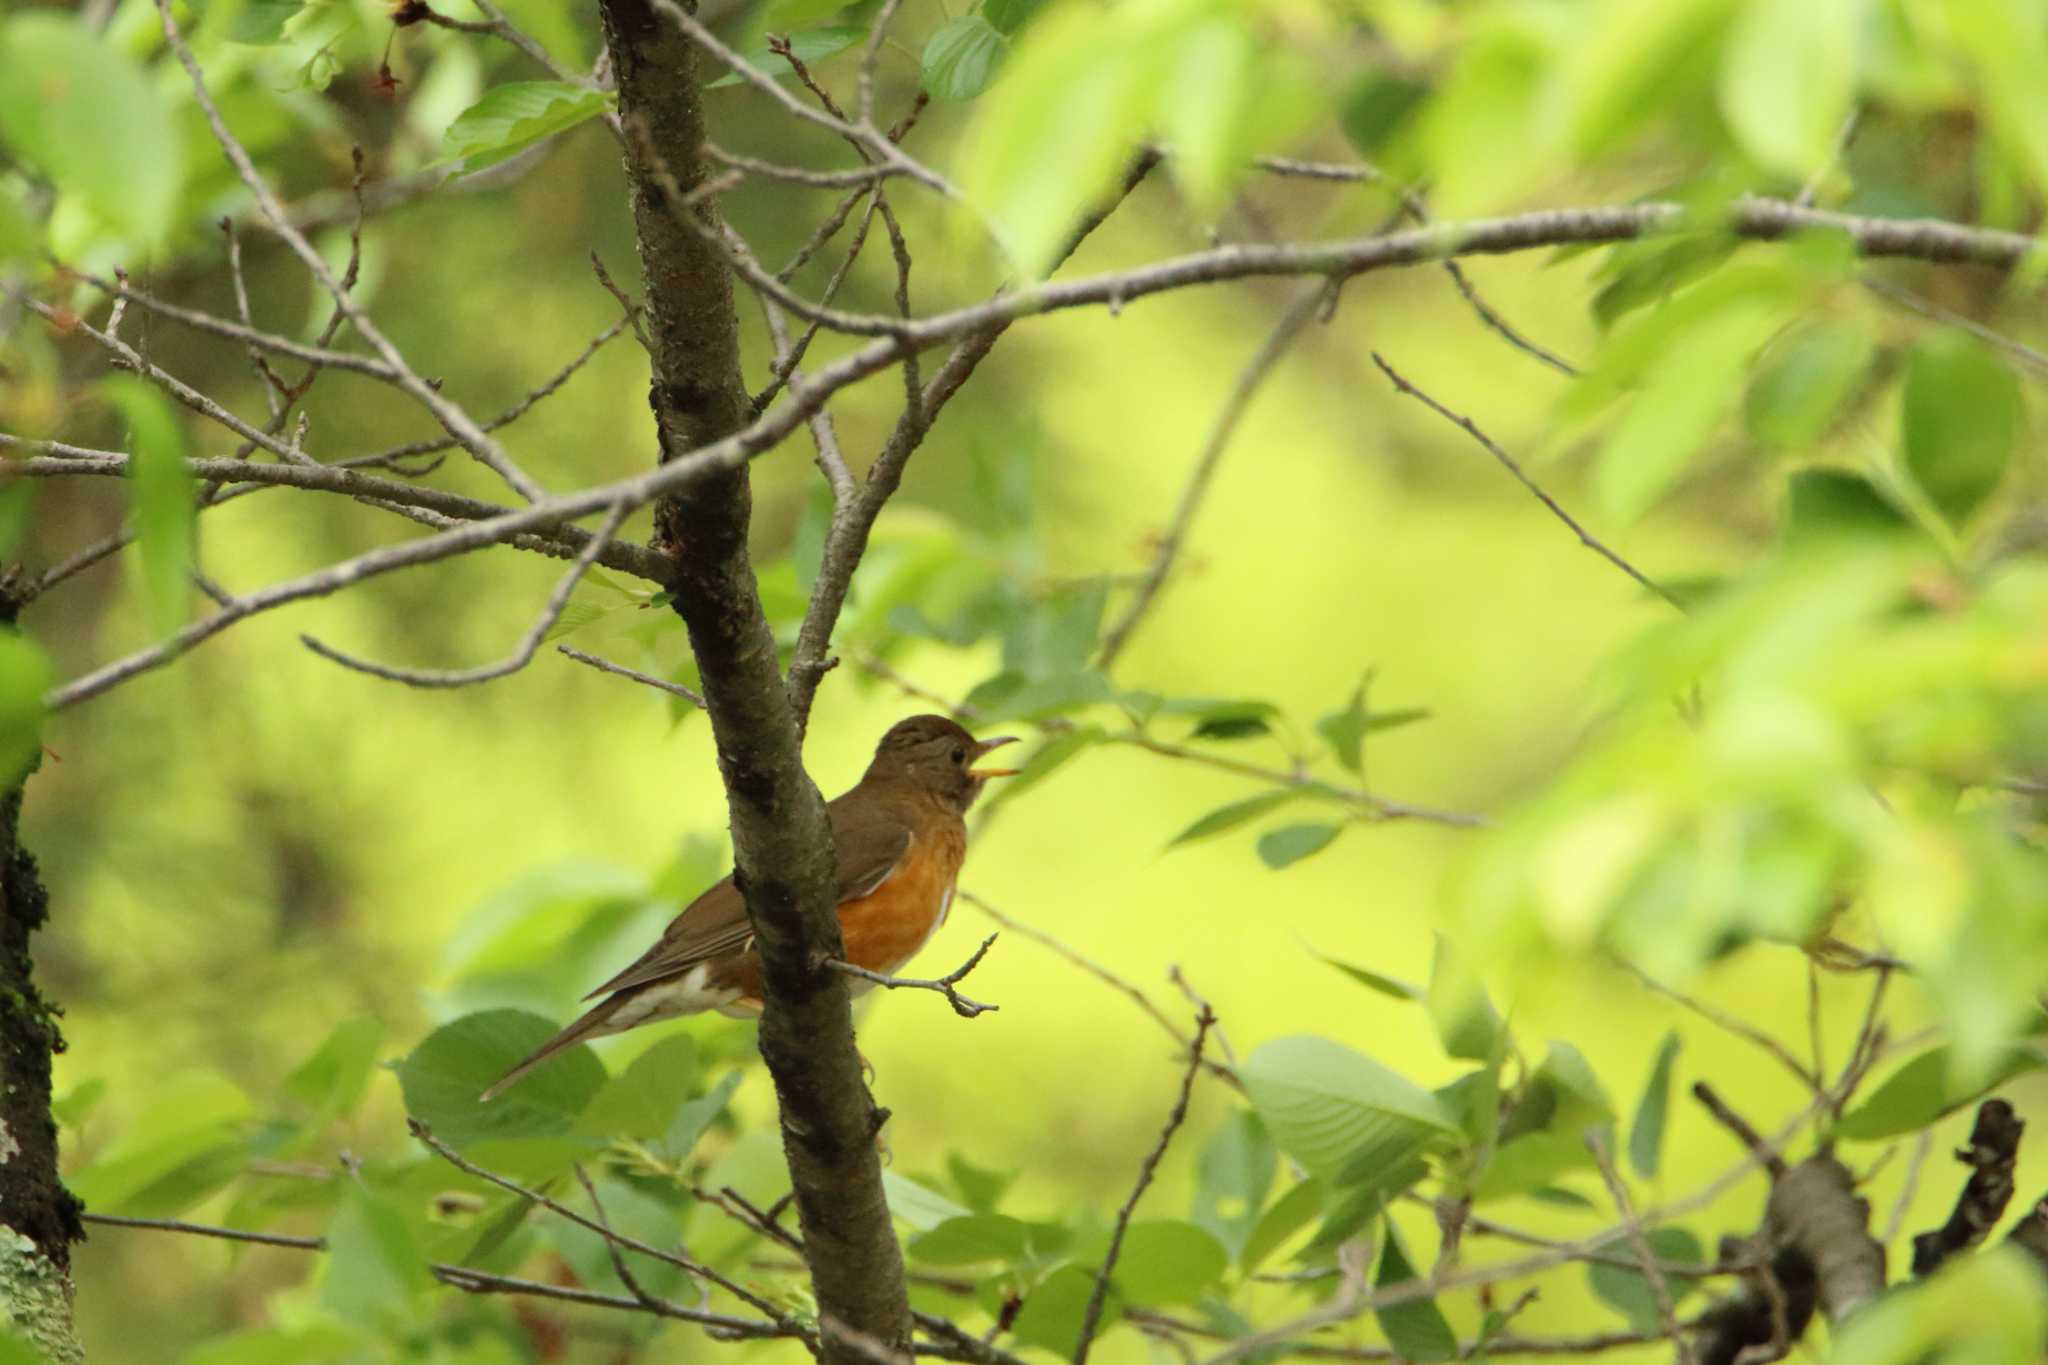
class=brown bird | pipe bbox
[480,714,1018,1101]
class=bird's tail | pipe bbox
[478,995,627,1102]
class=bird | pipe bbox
[479,714,1018,1101]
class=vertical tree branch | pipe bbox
[0,586,83,1364]
[592,1,913,1358]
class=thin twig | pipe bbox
[1691,1083,1790,1180]
[1613,957,1819,1094]
[1588,1131,1698,1365]
[1074,1008,1215,1365]
[823,933,1001,1018]
[1098,280,1334,669]
[300,501,631,688]
[557,645,706,705]
[1373,354,1680,609]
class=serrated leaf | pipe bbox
[442,82,614,172]
[1074,1220,1228,1304]
[706,27,868,89]
[0,633,53,787]
[100,375,193,633]
[574,1034,698,1143]
[396,1009,607,1149]
[1314,951,1423,1002]
[1628,1032,1681,1179]
[885,1172,971,1231]
[1744,319,1873,448]
[1902,334,2021,525]
[908,1214,1069,1266]
[1718,0,1859,179]
[1240,1036,1458,1182]
[323,1187,431,1324]
[0,13,182,243]
[1240,1177,1326,1271]
[1587,1227,1703,1330]
[1257,823,1340,869]
[660,1069,742,1161]
[1168,791,1297,848]
[1834,1045,2047,1141]
[1192,1111,1276,1258]
[984,0,1046,36]
[1427,934,1502,1063]
[224,0,306,44]
[1783,469,1914,546]
[280,1017,384,1146]
[1013,1263,1119,1355]
[923,15,1006,100]
[1375,1220,1457,1363]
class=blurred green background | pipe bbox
[8,0,2042,1359]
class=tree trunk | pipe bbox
[0,586,83,1363]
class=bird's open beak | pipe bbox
[969,734,1022,779]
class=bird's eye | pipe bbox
[951,746,967,764]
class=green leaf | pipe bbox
[1240,1036,1458,1181]
[886,1172,971,1231]
[1155,18,1259,212]
[763,0,852,27]
[1257,823,1341,869]
[1783,469,1914,546]
[442,82,614,172]
[1744,319,1874,448]
[67,1074,251,1217]
[956,3,1154,276]
[280,1017,384,1144]
[323,1186,431,1324]
[1587,1227,1703,1330]
[1075,1220,1229,1304]
[574,1033,698,1142]
[967,670,1113,723]
[1474,1131,1597,1204]
[1341,74,1430,156]
[0,13,182,244]
[660,1069,742,1161]
[1192,1111,1276,1258]
[1316,674,1372,774]
[1718,0,1859,179]
[1005,582,1106,677]
[1530,1042,1614,1131]
[1240,1177,1326,1272]
[224,0,307,44]
[1168,791,1297,848]
[1375,1219,1457,1364]
[706,27,868,89]
[984,0,1046,36]
[946,1153,1015,1213]
[1835,1045,2048,1141]
[395,1009,607,1148]
[923,15,1006,101]
[1012,1263,1119,1355]
[1189,700,1278,740]
[1315,951,1423,1002]
[908,1214,1070,1267]
[1901,334,2021,525]
[0,633,52,786]
[99,376,193,633]
[1427,934,1503,1064]
[1628,1032,1681,1179]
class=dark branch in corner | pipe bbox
[824,933,1001,1018]
[1912,1099,2022,1277]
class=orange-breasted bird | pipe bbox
[480,714,1018,1101]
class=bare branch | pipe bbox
[1099,279,1333,669]
[1074,1008,1215,1365]
[823,933,1001,1018]
[558,645,706,705]
[300,502,631,688]
[1372,354,1681,610]
[1614,958,1820,1095]
[1587,1130,1698,1365]
[156,0,548,502]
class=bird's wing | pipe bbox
[578,814,912,1002]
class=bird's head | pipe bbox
[865,713,1019,814]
